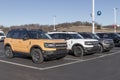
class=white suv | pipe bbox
[48,32,99,57]
[0,30,6,41]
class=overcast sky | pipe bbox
[0,0,119,27]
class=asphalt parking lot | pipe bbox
[0,42,120,80]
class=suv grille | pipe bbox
[107,40,113,43]
[92,41,99,45]
[55,43,67,48]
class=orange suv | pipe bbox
[4,29,67,63]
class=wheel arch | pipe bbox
[30,45,43,55]
[4,43,12,49]
[98,43,104,52]
[72,43,84,50]
[72,43,84,57]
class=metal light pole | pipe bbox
[53,16,56,31]
[114,8,117,33]
[92,0,95,33]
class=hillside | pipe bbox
[1,21,120,33]
[56,25,120,33]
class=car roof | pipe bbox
[48,31,78,34]
[0,30,4,33]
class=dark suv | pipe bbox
[4,29,67,63]
[79,32,114,53]
[96,33,120,47]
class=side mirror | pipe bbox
[23,35,29,40]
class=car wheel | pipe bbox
[31,48,44,64]
[99,44,103,53]
[4,46,14,58]
[73,46,84,57]
[104,49,110,52]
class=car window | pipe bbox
[19,30,29,39]
[67,34,82,39]
[29,31,51,39]
[0,33,5,36]
[49,34,57,39]
[49,33,66,39]
[111,33,120,38]
[91,34,100,39]
[79,33,92,39]
[96,33,104,38]
[116,33,120,37]
[6,30,14,38]
[12,31,20,39]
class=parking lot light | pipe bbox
[92,0,95,33]
[53,16,56,31]
[113,8,118,33]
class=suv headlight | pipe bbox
[85,41,93,45]
[44,43,56,48]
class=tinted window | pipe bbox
[67,34,82,39]
[0,33,5,36]
[12,31,20,39]
[97,33,111,39]
[90,34,100,39]
[29,31,51,39]
[19,30,29,39]
[110,33,120,38]
[49,33,66,39]
[7,30,15,38]
[49,34,57,39]
[79,33,92,39]
[96,33,104,38]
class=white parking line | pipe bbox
[0,59,44,70]
[81,51,120,61]
[0,51,120,71]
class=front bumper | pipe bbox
[0,37,5,42]
[84,45,99,54]
[43,49,67,59]
[103,43,114,51]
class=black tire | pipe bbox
[4,46,14,58]
[104,49,110,52]
[31,48,44,64]
[73,46,84,57]
[98,44,104,53]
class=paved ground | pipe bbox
[0,42,120,80]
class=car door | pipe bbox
[10,30,21,52]
[18,30,30,53]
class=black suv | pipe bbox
[96,33,120,47]
[79,32,114,53]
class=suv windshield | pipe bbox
[115,33,120,37]
[79,33,92,39]
[0,33,5,36]
[29,31,52,39]
[91,34,100,39]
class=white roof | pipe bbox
[0,30,4,33]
